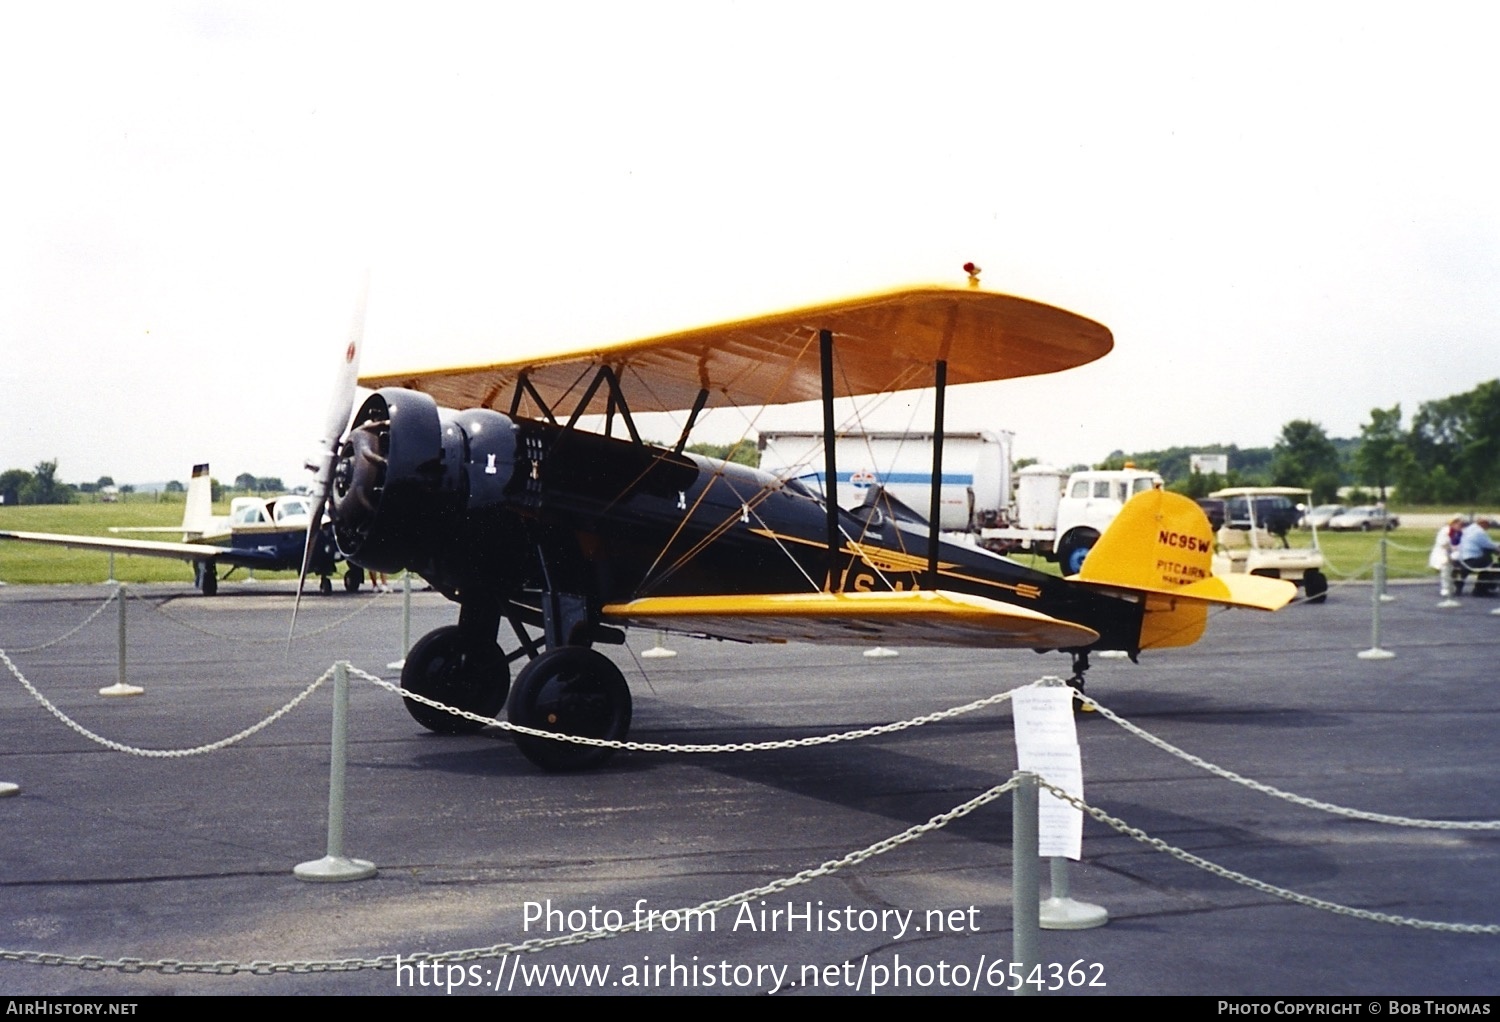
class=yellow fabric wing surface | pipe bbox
[360,286,1113,415]
[601,590,1099,649]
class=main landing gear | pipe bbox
[507,647,632,772]
[399,625,509,734]
[398,596,634,771]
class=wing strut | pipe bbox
[671,388,711,456]
[819,328,840,592]
[926,358,948,589]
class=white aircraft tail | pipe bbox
[181,464,213,538]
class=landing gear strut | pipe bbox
[194,560,218,596]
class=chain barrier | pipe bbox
[143,586,387,643]
[1079,691,1500,830]
[4,587,119,653]
[1036,778,1500,935]
[0,648,330,757]
[350,664,1035,753]
[1317,550,1380,581]
[0,776,1020,974]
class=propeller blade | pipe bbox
[290,275,369,644]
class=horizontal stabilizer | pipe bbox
[603,589,1100,649]
[1074,488,1297,611]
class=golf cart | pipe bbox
[1208,486,1328,603]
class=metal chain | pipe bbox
[144,587,387,643]
[349,664,1035,753]
[5,587,119,653]
[0,777,1020,974]
[1035,777,1500,935]
[1318,551,1379,580]
[0,648,331,757]
[1081,692,1500,830]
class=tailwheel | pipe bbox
[400,625,509,734]
[1068,650,1095,715]
[507,647,632,772]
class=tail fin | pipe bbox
[181,464,213,538]
[1075,488,1295,650]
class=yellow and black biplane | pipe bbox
[307,281,1294,770]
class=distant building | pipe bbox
[1191,453,1229,476]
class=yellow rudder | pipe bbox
[1074,489,1293,649]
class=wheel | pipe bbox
[194,561,218,596]
[1057,530,1098,576]
[507,647,632,771]
[344,565,364,592]
[319,575,333,596]
[401,625,509,734]
[1303,569,1328,604]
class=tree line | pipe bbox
[1109,379,1499,505]
[0,462,292,506]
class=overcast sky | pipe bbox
[3,2,1497,488]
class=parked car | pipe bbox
[1327,506,1400,531]
[1301,504,1346,530]
[1222,493,1302,537]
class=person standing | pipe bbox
[1429,515,1464,598]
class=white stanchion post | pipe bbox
[104,552,116,585]
[1040,856,1108,930]
[387,571,412,670]
[295,662,376,882]
[1012,771,1039,996]
[640,630,677,659]
[1358,563,1396,660]
[1378,534,1395,603]
[99,584,143,697]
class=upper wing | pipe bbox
[0,530,276,569]
[360,285,1113,415]
[601,589,1099,648]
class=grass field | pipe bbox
[982,526,1437,583]
[2,498,1447,587]
[0,498,301,586]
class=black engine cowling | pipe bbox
[330,388,522,585]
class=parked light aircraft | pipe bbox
[1,465,361,594]
[294,278,1297,770]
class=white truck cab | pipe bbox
[981,464,1165,572]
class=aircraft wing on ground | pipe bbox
[359,285,1114,415]
[602,589,1101,648]
[0,529,290,569]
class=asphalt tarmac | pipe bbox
[2,574,1498,997]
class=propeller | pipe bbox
[290,273,369,643]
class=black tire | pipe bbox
[344,566,364,592]
[195,561,218,596]
[319,575,333,596]
[1057,530,1099,576]
[1303,569,1328,604]
[401,625,509,734]
[507,647,632,771]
